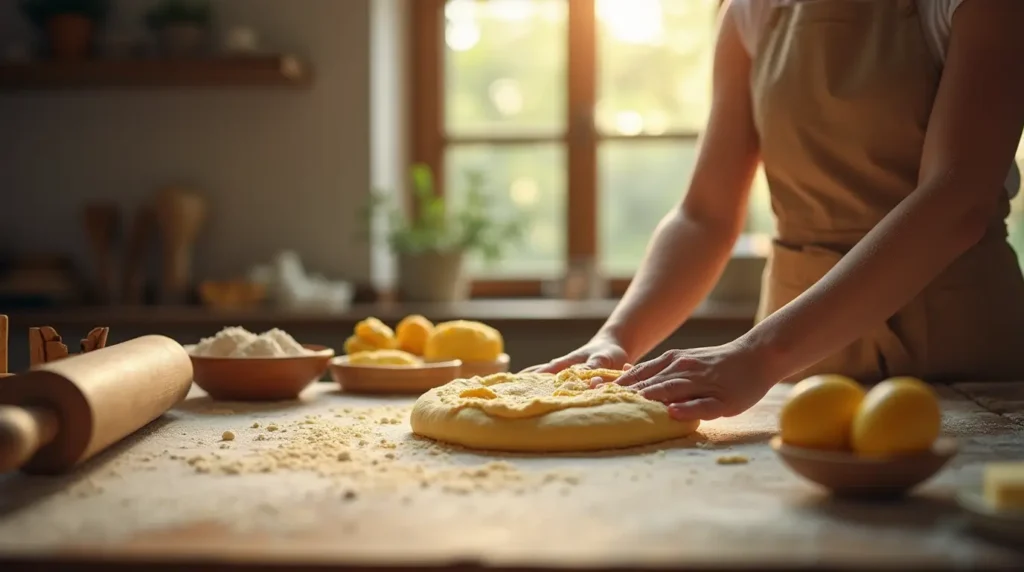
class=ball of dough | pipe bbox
[410,366,699,452]
[779,374,864,450]
[396,314,434,356]
[424,320,503,363]
[851,377,941,457]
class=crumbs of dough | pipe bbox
[170,404,583,497]
[716,455,749,465]
[446,366,655,420]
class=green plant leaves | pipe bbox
[362,163,528,264]
[145,0,212,31]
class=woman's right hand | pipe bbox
[520,335,630,374]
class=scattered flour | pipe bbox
[191,326,313,358]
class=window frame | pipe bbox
[409,0,713,298]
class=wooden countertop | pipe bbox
[1,299,758,330]
[0,382,1021,571]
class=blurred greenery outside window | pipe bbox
[439,0,1024,283]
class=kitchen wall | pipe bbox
[0,0,396,285]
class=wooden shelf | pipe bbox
[0,55,312,90]
[1,299,758,330]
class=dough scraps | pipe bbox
[410,367,700,452]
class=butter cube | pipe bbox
[983,462,1024,511]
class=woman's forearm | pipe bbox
[597,210,739,361]
[742,181,995,381]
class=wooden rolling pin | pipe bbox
[0,335,193,475]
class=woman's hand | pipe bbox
[520,335,629,374]
[600,341,777,422]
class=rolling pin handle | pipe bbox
[0,406,60,473]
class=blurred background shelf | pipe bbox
[0,299,759,329]
[0,55,311,90]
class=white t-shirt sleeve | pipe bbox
[729,0,970,61]
[728,0,776,58]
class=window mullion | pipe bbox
[566,0,599,281]
[410,0,446,200]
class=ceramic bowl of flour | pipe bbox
[186,327,334,401]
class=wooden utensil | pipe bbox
[770,435,958,498]
[28,327,68,366]
[188,344,334,401]
[29,326,109,366]
[122,205,156,305]
[82,202,121,304]
[329,356,461,395]
[0,335,193,475]
[0,315,10,379]
[80,327,109,353]
[154,188,207,304]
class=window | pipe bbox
[411,0,764,296]
[411,0,1024,296]
[1007,139,1024,265]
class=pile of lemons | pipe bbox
[779,374,942,457]
[344,315,503,367]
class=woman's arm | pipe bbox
[595,1,761,362]
[743,0,1024,381]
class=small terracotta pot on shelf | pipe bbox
[46,14,94,61]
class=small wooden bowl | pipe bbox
[188,344,334,401]
[956,486,1024,544]
[458,353,511,378]
[770,435,958,497]
[329,356,461,395]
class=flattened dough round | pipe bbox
[410,367,700,452]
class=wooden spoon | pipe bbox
[154,188,207,305]
[82,203,121,304]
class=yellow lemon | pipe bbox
[343,335,378,355]
[779,374,865,450]
[396,314,434,356]
[424,320,503,362]
[354,317,398,349]
[851,377,941,457]
[347,349,422,367]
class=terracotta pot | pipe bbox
[46,14,94,61]
[397,250,468,303]
[158,24,207,57]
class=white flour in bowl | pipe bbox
[191,326,313,358]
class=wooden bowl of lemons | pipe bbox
[334,316,507,394]
[771,375,958,497]
[329,350,461,395]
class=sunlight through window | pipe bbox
[596,0,665,45]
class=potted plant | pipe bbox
[145,0,212,57]
[19,0,110,61]
[366,164,526,303]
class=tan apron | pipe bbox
[751,0,1024,383]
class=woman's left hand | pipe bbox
[599,341,778,422]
